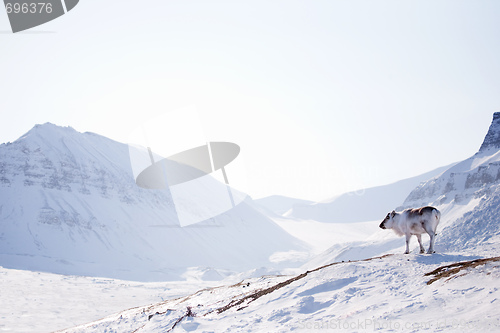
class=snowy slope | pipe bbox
[5,114,500,333]
[0,265,221,333]
[310,112,500,263]
[285,164,453,223]
[0,123,307,281]
[399,112,500,254]
[55,113,500,333]
[254,195,313,216]
[59,253,500,332]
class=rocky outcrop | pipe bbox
[402,112,500,209]
[479,112,500,152]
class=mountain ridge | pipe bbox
[320,112,500,262]
[284,163,453,223]
[0,123,307,281]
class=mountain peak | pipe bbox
[479,112,500,152]
[17,122,78,142]
[32,122,75,132]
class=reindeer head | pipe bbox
[379,210,396,229]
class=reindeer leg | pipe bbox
[416,234,425,254]
[423,224,437,254]
[427,232,436,254]
[404,234,411,254]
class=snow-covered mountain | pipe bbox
[403,112,500,209]
[53,113,500,333]
[314,112,500,262]
[4,115,500,333]
[399,112,500,254]
[284,164,453,223]
[0,123,306,281]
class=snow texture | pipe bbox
[57,254,500,333]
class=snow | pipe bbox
[273,218,379,254]
[55,253,500,332]
[285,164,453,223]
[2,117,500,332]
[254,195,314,216]
[2,249,499,332]
[0,266,218,332]
[0,123,307,281]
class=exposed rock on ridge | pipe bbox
[479,112,500,152]
[403,112,500,208]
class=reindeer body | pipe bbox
[379,206,441,254]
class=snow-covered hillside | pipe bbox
[400,112,500,253]
[285,164,452,223]
[0,266,220,333]
[58,253,500,332]
[403,113,500,209]
[50,112,500,333]
[313,112,500,262]
[0,123,306,281]
[3,114,500,333]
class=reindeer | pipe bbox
[379,206,441,254]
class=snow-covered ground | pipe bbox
[0,215,361,333]
[0,207,383,332]
[57,251,500,332]
[0,267,220,332]
[2,195,498,333]
[2,113,500,332]
[2,237,499,332]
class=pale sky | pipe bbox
[1,1,499,201]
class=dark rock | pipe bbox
[479,112,500,152]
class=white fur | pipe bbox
[379,207,441,254]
